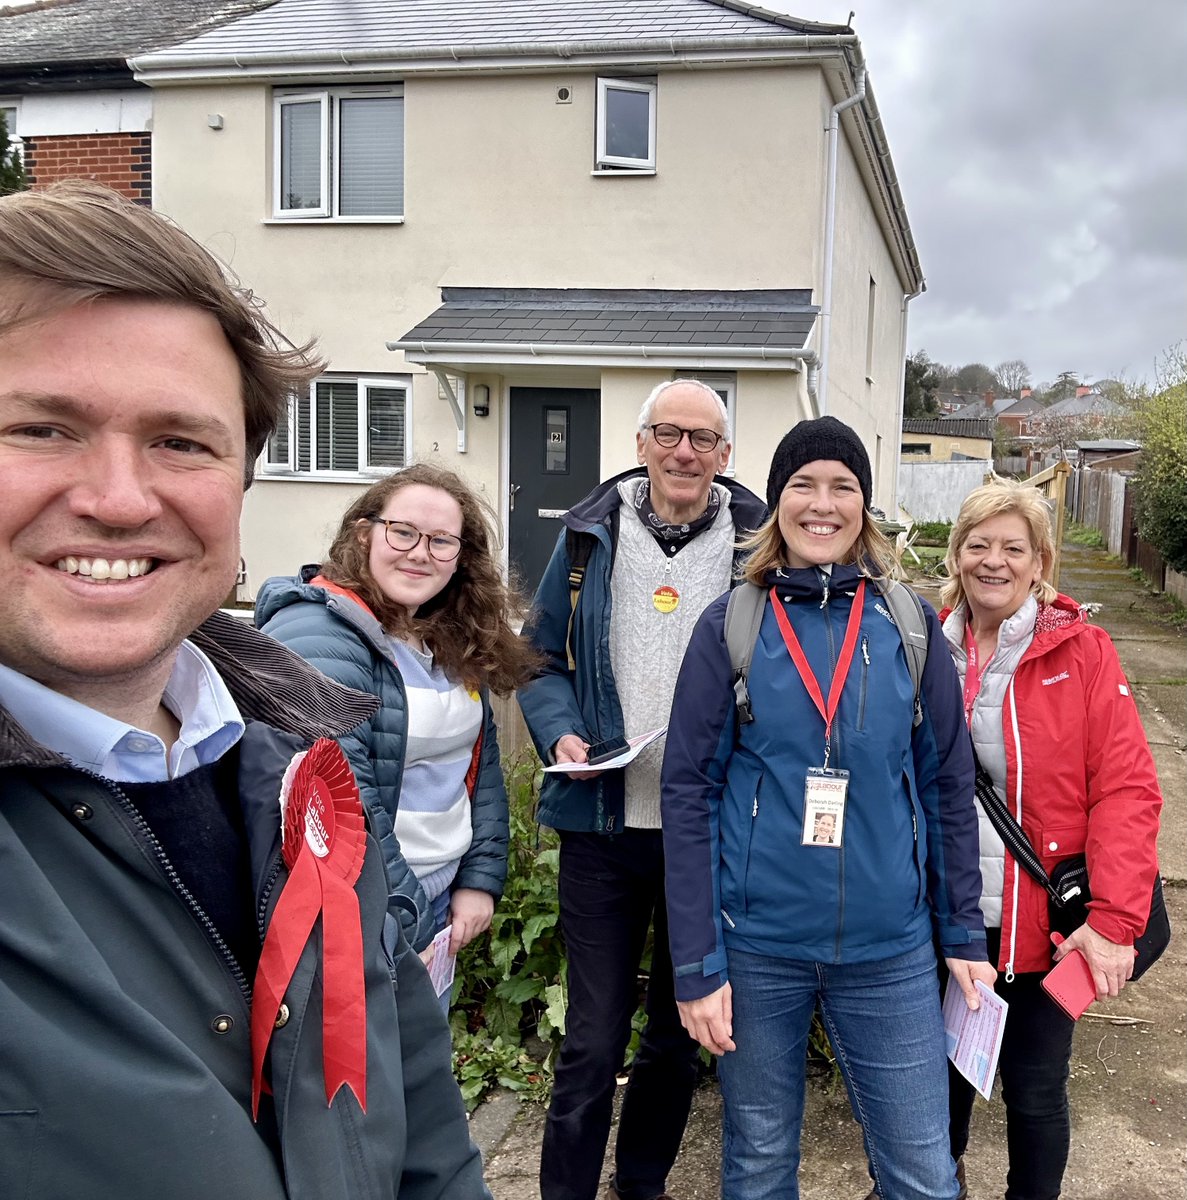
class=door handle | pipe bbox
[509,483,522,512]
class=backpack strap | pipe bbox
[564,528,591,672]
[563,513,617,672]
[724,582,766,726]
[879,580,929,728]
[724,577,929,730]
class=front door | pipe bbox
[508,387,601,592]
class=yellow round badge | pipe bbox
[653,585,680,614]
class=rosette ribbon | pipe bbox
[251,738,369,1116]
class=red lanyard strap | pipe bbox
[770,578,866,766]
[962,623,986,728]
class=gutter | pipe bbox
[131,35,858,79]
[389,336,817,369]
[816,64,866,415]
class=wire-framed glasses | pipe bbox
[647,423,725,452]
[371,518,463,562]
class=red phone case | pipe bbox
[1042,948,1097,1020]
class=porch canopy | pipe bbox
[390,286,819,374]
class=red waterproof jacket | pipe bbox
[943,594,1162,975]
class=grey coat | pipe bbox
[257,572,509,952]
[0,613,489,1200]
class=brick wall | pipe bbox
[24,132,151,204]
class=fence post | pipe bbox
[1051,460,1070,591]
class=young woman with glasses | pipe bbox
[256,463,539,984]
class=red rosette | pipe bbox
[251,739,369,1116]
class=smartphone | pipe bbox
[1041,947,1096,1020]
[586,736,630,766]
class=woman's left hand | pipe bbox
[448,888,495,954]
[1052,923,1135,999]
[944,957,998,1009]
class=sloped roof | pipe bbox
[0,0,277,65]
[1040,391,1124,418]
[135,0,848,62]
[1076,439,1141,452]
[998,394,1044,416]
[902,418,994,440]
[393,287,818,365]
[944,396,1014,421]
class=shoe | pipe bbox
[861,1158,967,1200]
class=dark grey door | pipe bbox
[508,387,601,592]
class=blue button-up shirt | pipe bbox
[0,641,245,783]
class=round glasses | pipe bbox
[371,518,463,562]
[647,423,725,452]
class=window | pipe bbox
[865,274,877,380]
[273,88,404,219]
[264,376,410,476]
[595,77,656,171]
[692,373,736,477]
[901,441,932,456]
[1,100,19,157]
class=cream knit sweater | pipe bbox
[609,480,736,829]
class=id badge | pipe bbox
[803,767,849,847]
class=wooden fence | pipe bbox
[1065,466,1167,590]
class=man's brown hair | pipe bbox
[0,181,323,486]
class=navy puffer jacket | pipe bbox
[256,571,508,953]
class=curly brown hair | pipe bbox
[319,463,540,695]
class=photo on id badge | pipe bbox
[803,767,848,846]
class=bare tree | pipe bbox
[994,359,1031,395]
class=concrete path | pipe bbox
[474,540,1186,1199]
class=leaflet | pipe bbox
[424,924,457,1000]
[542,726,667,773]
[942,978,1008,1100]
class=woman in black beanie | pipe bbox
[661,416,992,1200]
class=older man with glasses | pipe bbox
[519,379,766,1200]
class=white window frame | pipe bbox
[272,87,404,221]
[693,373,737,478]
[1,99,20,156]
[262,375,412,479]
[595,77,657,171]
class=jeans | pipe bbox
[540,830,700,1200]
[718,942,960,1200]
[947,928,1074,1200]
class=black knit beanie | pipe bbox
[765,415,873,511]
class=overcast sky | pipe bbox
[774,0,1187,389]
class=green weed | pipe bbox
[1064,521,1105,548]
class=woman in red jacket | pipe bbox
[939,480,1163,1200]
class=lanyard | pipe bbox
[962,623,987,728]
[770,579,866,768]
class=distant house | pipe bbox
[933,390,977,415]
[1029,389,1130,453]
[945,393,1015,422]
[129,0,925,591]
[996,392,1045,439]
[901,418,994,463]
[0,0,272,202]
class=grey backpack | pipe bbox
[724,578,929,729]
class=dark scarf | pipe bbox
[633,478,722,556]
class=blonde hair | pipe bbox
[941,480,1058,610]
[740,509,899,585]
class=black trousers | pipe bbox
[540,829,700,1200]
[947,928,1076,1200]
